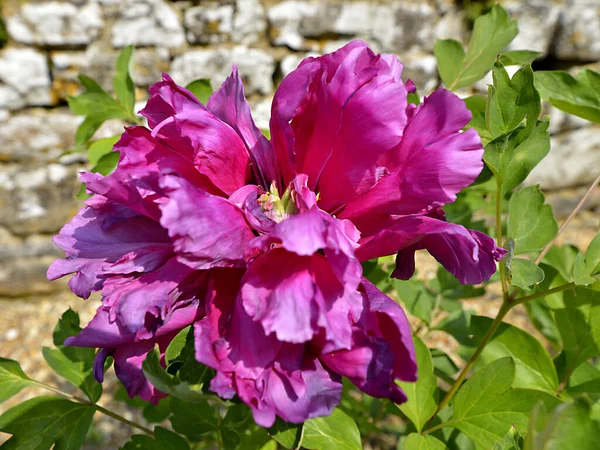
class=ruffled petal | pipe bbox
[340,90,483,229]
[159,175,255,270]
[208,66,279,188]
[356,215,505,284]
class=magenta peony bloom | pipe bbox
[49,40,504,425]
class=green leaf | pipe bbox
[169,397,218,439]
[534,69,600,123]
[493,425,524,450]
[434,308,473,346]
[523,297,561,347]
[78,74,105,94]
[431,266,486,300]
[526,399,600,450]
[186,79,213,104]
[507,186,558,254]
[573,233,600,286]
[120,426,191,450]
[404,433,447,450]
[90,151,120,176]
[45,309,102,402]
[470,316,559,393]
[397,338,438,432]
[88,136,120,166]
[483,118,551,194]
[542,245,579,281]
[555,287,600,377]
[114,45,135,116]
[0,357,33,404]
[509,258,545,289]
[142,347,212,403]
[268,419,302,449]
[74,116,104,147]
[165,326,191,366]
[487,63,541,138]
[464,95,493,142]
[68,91,131,120]
[395,278,436,324]
[446,358,561,449]
[53,309,81,347]
[499,50,541,66]
[301,409,362,450]
[142,397,170,423]
[221,429,242,450]
[434,5,518,90]
[42,347,102,403]
[0,396,95,450]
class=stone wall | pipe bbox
[0,0,599,297]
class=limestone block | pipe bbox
[112,0,185,48]
[6,1,103,47]
[504,1,560,55]
[527,126,600,189]
[232,0,267,45]
[0,111,82,163]
[185,3,234,44]
[170,47,275,95]
[0,48,53,109]
[552,2,600,60]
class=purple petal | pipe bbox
[159,175,255,270]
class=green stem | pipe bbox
[495,181,509,300]
[31,380,154,436]
[512,282,575,306]
[425,301,511,426]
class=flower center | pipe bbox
[257,182,298,223]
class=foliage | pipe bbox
[2,6,600,450]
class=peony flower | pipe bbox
[49,40,504,424]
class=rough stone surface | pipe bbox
[0,163,82,235]
[185,3,234,44]
[6,1,104,47]
[170,47,275,94]
[552,3,600,60]
[0,49,53,109]
[0,111,82,163]
[527,126,600,189]
[504,1,560,55]
[232,0,267,45]
[112,0,185,48]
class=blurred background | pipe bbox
[0,0,598,447]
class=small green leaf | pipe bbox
[431,266,486,300]
[165,326,191,366]
[470,316,559,393]
[0,357,34,404]
[88,136,120,166]
[90,151,120,176]
[395,278,436,324]
[221,428,242,450]
[499,50,541,66]
[0,396,95,450]
[542,245,579,281]
[434,5,518,90]
[487,63,541,138]
[142,347,212,403]
[42,347,102,403]
[78,74,105,94]
[507,186,558,254]
[397,338,438,432]
[114,45,135,116]
[120,426,191,450]
[555,286,600,376]
[404,433,447,450]
[68,91,131,121]
[534,69,600,123]
[447,358,561,449]
[493,425,524,450]
[509,258,545,289]
[268,418,302,449]
[74,116,104,147]
[573,233,600,286]
[464,95,492,142]
[301,409,362,450]
[186,79,213,104]
[483,118,551,194]
[143,397,171,423]
[169,397,218,439]
[526,399,600,450]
